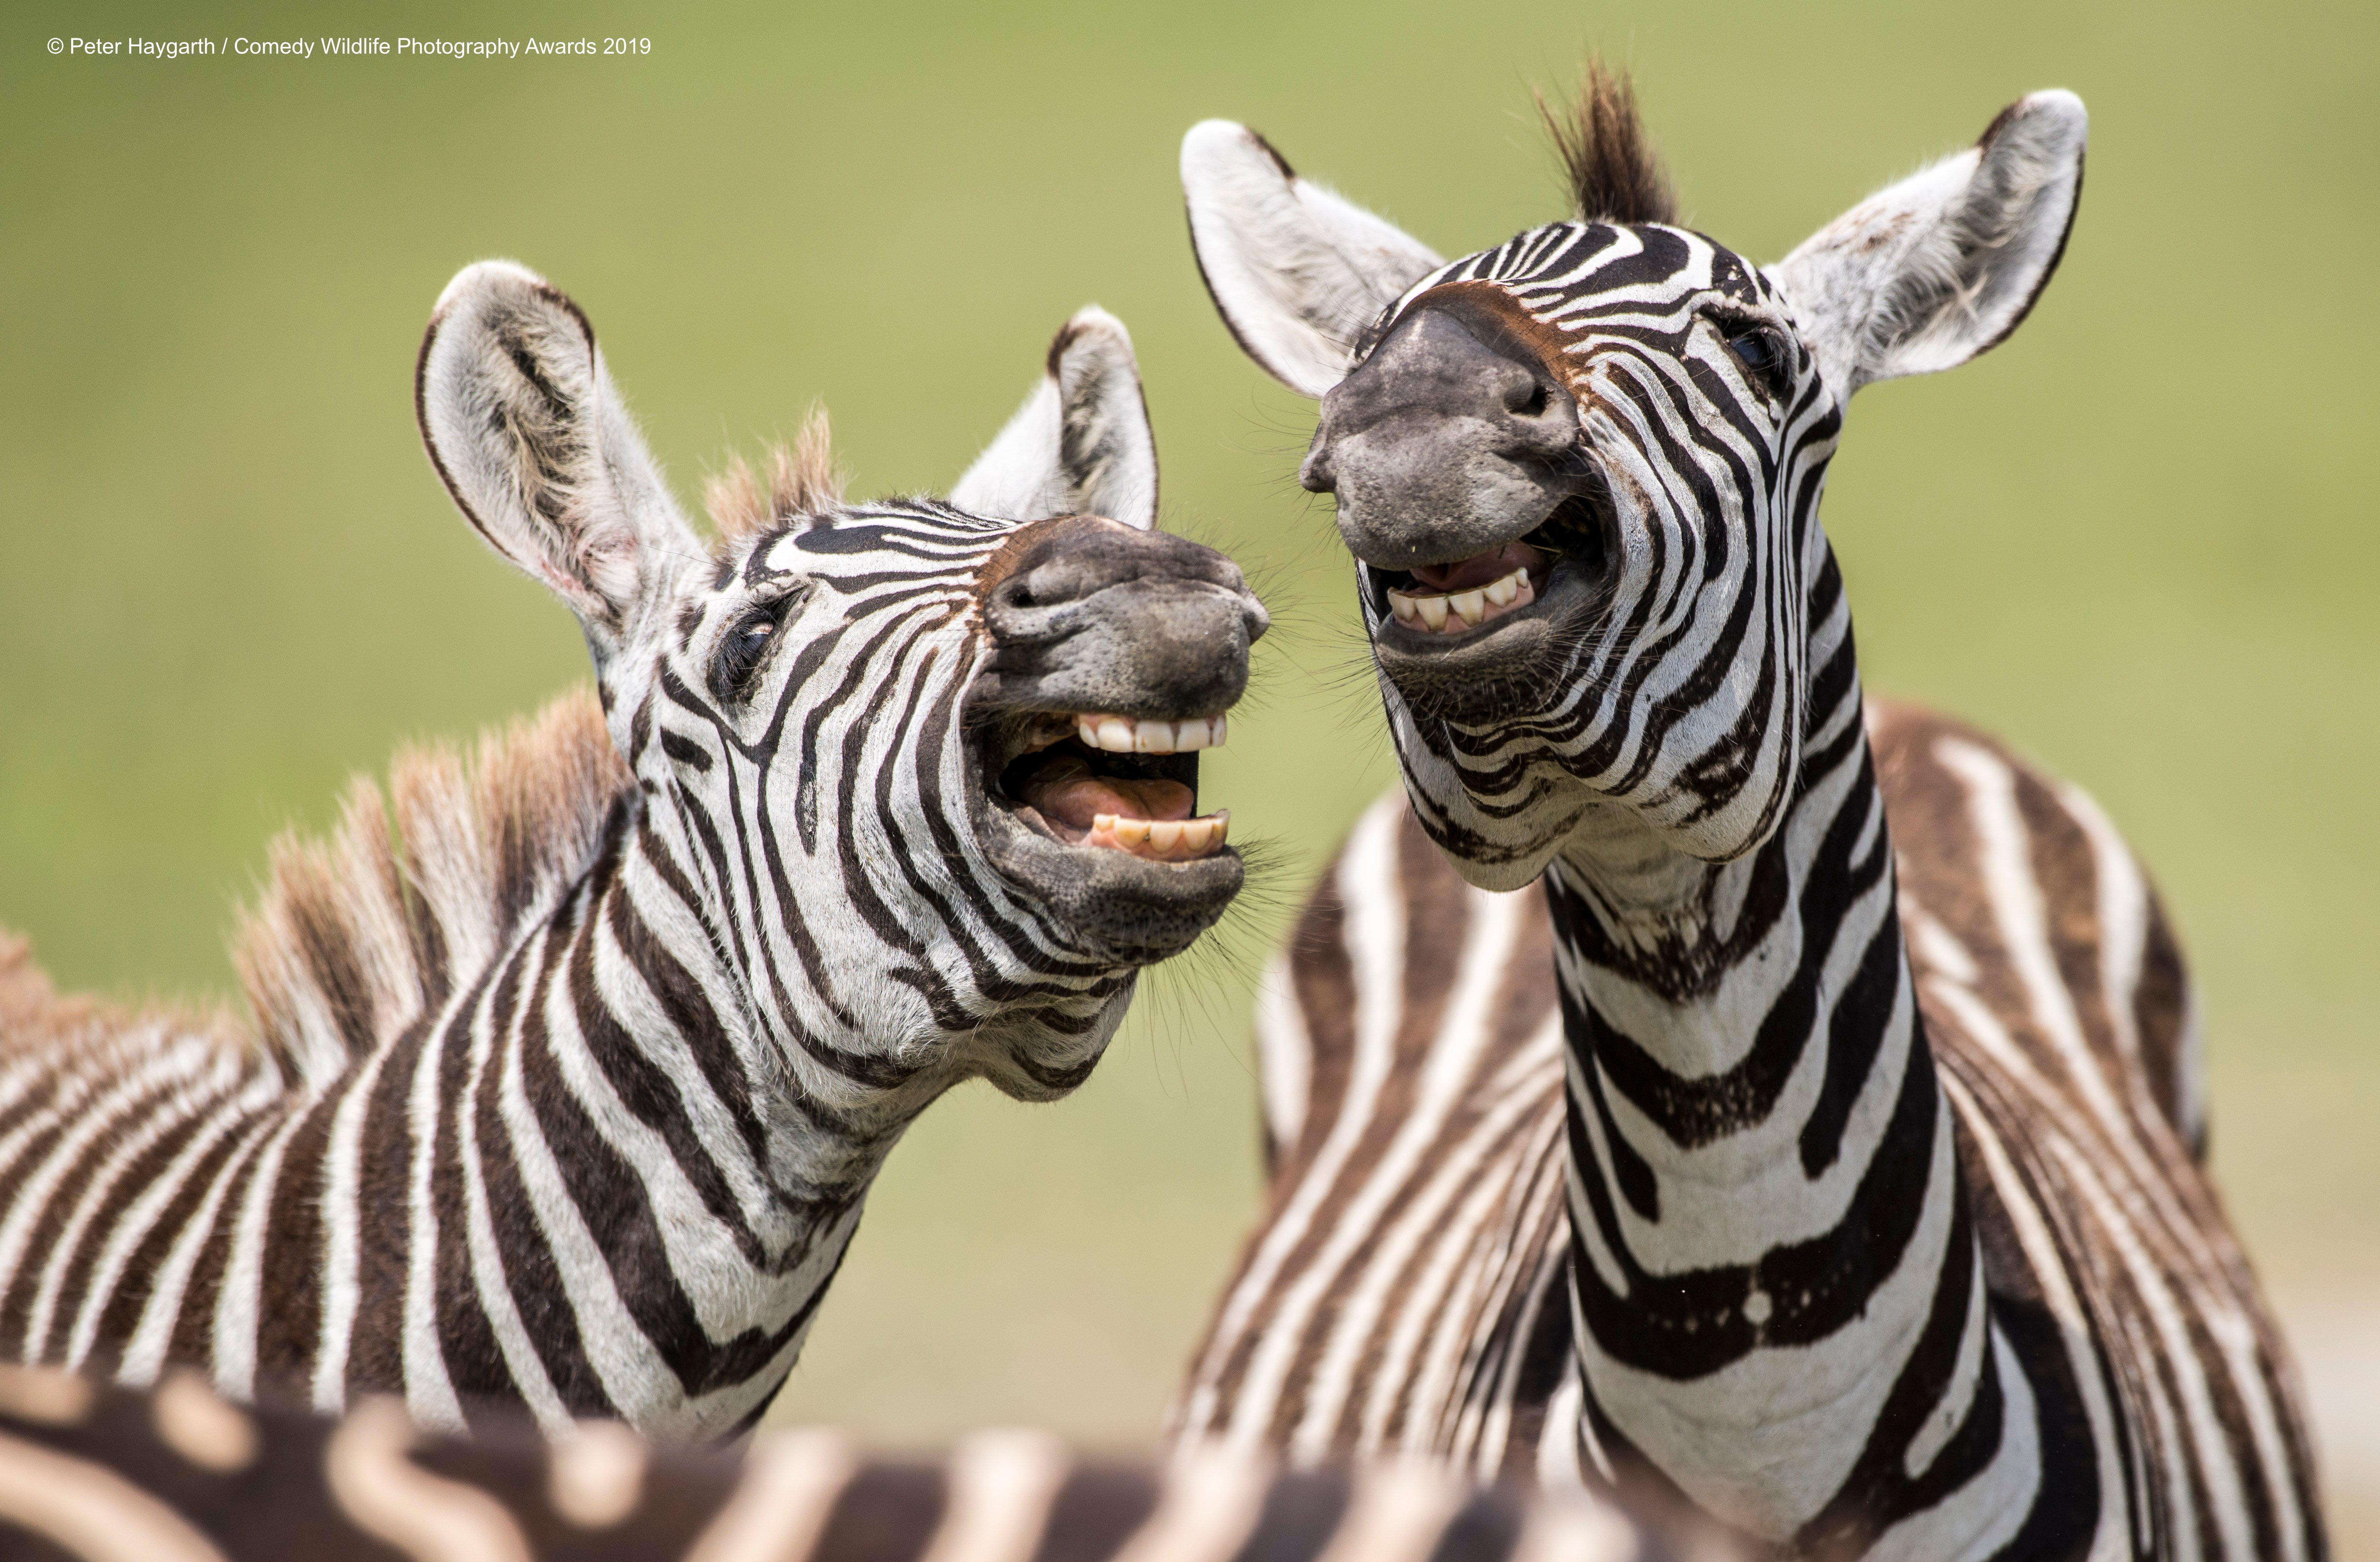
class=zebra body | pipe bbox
[1180,708,2276,1520]
[1177,73,2320,1558]
[0,263,1264,1443]
[0,1363,1701,1562]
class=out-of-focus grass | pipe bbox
[4,1,2375,1531]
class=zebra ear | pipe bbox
[1180,120,1445,397]
[1771,90,2087,398]
[950,306,1159,529]
[416,261,698,657]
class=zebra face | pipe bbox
[417,265,1265,1087]
[1180,90,2086,887]
[664,501,1262,983]
[1304,237,1823,876]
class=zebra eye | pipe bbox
[1725,325,1790,397]
[711,601,789,703]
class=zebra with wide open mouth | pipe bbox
[0,262,1267,1446]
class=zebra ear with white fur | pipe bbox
[1180,120,1445,397]
[416,261,699,658]
[1771,90,2087,399]
[950,306,1159,529]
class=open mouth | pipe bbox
[1369,491,1614,639]
[980,713,1232,864]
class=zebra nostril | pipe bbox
[1505,375,1550,417]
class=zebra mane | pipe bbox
[0,929,240,1064]
[1536,58,1677,227]
[703,409,843,547]
[231,687,631,1088]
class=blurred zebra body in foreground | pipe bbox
[0,264,1264,1443]
[1175,65,2320,1560]
[0,1364,1719,1562]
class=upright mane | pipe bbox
[232,688,631,1088]
[702,411,843,547]
[244,413,851,1077]
[10,418,832,1089]
[1537,58,1678,226]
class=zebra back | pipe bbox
[0,1365,1744,1562]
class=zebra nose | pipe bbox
[974,515,1266,721]
[1304,303,1585,570]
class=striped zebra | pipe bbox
[1170,70,2324,1559]
[0,1362,1714,1562]
[0,261,1264,1445]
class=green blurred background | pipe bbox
[5,0,2376,1548]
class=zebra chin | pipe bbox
[977,805,1244,963]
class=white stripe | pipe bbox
[69,1082,261,1370]
[1252,950,1311,1164]
[0,1045,199,1318]
[114,1107,279,1388]
[1291,886,1527,1456]
[455,934,571,1433]
[402,995,465,1433]
[20,1064,222,1359]
[1939,1069,2131,1562]
[1349,1001,1559,1452]
[1178,793,1406,1446]
[208,1098,314,1400]
[312,1042,397,1413]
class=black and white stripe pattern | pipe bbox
[1175,788,1573,1480]
[1178,83,2323,1558]
[0,264,1258,1445]
[0,1362,1715,1562]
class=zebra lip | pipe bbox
[1365,560,1600,724]
[1371,491,1610,652]
[1376,540,1554,640]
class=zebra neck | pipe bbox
[412,812,938,1434]
[1545,665,2020,1546]
[597,815,941,1244]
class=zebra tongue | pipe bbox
[1019,756,1194,833]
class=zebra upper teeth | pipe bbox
[1074,713,1229,754]
[1386,567,1535,634]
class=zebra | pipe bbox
[0,260,1265,1447]
[0,1361,1711,1562]
[1169,68,2324,1560]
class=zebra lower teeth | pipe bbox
[1090,810,1229,859]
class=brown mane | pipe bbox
[226,687,631,1086]
[0,931,234,1061]
[9,448,819,1079]
[1536,58,1678,227]
[703,407,842,547]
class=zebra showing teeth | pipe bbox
[1071,713,1229,754]
[1178,61,2321,1562]
[0,264,1267,1445]
[1385,566,1537,633]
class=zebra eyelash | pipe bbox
[709,583,811,704]
[1709,311,1793,404]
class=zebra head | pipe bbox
[1181,77,2084,887]
[415,263,1266,1099]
